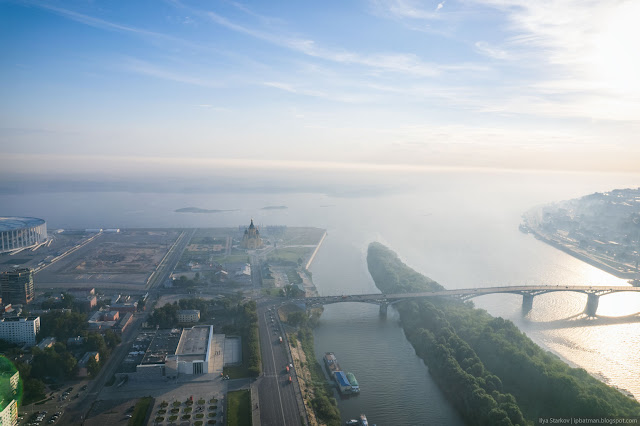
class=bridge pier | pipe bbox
[522,294,534,315]
[585,293,599,317]
[379,303,388,318]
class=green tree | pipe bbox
[104,330,121,349]
[87,356,100,377]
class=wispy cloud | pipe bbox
[176,3,483,77]
[262,81,374,103]
[370,0,444,21]
[474,41,509,59]
[28,2,176,41]
[468,0,640,121]
[120,58,229,88]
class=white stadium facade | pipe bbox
[0,217,47,254]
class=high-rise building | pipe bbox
[0,317,40,346]
[0,367,19,426]
[0,268,34,305]
[0,396,17,426]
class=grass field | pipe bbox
[267,247,313,264]
[128,396,153,426]
[277,227,325,245]
[226,390,252,426]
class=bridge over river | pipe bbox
[298,285,640,317]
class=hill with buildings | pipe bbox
[521,188,640,280]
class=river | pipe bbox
[3,169,640,425]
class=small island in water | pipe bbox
[367,242,640,425]
[261,205,288,210]
[175,207,238,214]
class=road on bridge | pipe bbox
[301,284,640,305]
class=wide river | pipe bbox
[4,170,640,425]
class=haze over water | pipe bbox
[4,169,640,423]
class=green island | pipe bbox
[175,207,239,213]
[367,242,640,425]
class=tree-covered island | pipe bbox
[367,242,640,426]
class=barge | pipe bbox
[323,352,360,395]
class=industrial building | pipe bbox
[0,268,35,305]
[0,316,40,346]
[0,216,47,254]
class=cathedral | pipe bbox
[240,219,264,249]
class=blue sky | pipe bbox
[2,0,640,177]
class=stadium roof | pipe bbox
[0,217,45,232]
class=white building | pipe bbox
[0,370,19,426]
[0,399,17,426]
[177,310,200,324]
[0,317,40,346]
[165,326,212,376]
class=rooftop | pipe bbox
[0,217,45,232]
[176,326,210,356]
[141,329,182,365]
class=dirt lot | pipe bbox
[35,230,180,290]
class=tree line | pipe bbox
[367,242,640,425]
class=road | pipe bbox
[61,313,146,425]
[146,229,195,290]
[256,302,304,426]
[59,228,195,425]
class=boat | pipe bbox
[334,371,352,394]
[324,352,361,394]
[346,420,359,425]
[346,372,360,393]
[359,414,368,426]
[323,352,341,376]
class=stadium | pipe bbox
[0,217,47,254]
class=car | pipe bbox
[81,385,88,391]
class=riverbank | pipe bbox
[367,242,640,424]
[279,306,340,426]
[305,231,327,270]
[528,229,638,279]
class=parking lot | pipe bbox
[19,383,89,426]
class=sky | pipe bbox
[1,0,640,179]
